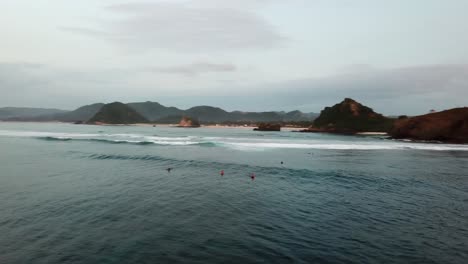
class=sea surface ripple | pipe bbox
[0,123,467,263]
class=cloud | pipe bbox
[188,0,276,9]
[0,63,50,90]
[128,64,468,114]
[61,1,285,52]
[147,62,236,76]
[1,61,466,115]
[0,62,134,108]
[0,63,56,107]
[59,27,111,37]
[248,64,468,114]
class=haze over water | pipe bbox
[0,122,467,263]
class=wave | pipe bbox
[74,151,318,177]
[1,129,467,151]
[38,136,216,147]
[0,130,202,146]
[0,130,101,138]
[41,136,468,151]
[41,136,73,141]
[73,151,385,186]
[221,142,468,151]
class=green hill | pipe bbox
[312,98,394,133]
[127,102,317,123]
[56,103,104,122]
[1,101,318,124]
[185,106,229,122]
[282,110,318,122]
[127,101,183,121]
[87,102,148,124]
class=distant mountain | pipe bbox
[154,115,185,124]
[56,103,104,122]
[229,111,281,122]
[1,101,318,124]
[0,104,103,122]
[126,101,317,123]
[185,106,229,122]
[390,108,468,143]
[309,98,394,133]
[0,107,67,120]
[88,102,148,124]
[127,101,183,121]
[282,110,318,122]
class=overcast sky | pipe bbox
[1,0,467,115]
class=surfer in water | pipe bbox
[166,168,172,173]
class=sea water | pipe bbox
[0,122,467,263]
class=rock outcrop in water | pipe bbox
[178,116,200,127]
[390,108,468,143]
[302,98,394,134]
[87,102,149,124]
[254,123,281,131]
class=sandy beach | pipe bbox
[133,123,309,130]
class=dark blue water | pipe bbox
[1,122,467,263]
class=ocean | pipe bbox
[0,122,467,263]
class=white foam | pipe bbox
[145,136,197,141]
[0,130,100,138]
[222,142,468,151]
[1,129,467,151]
[109,134,195,141]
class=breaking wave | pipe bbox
[1,129,467,151]
[39,136,217,147]
[220,142,468,151]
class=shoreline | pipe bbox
[0,121,309,130]
[356,132,388,136]
[1,121,466,144]
[135,123,309,130]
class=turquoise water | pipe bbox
[1,122,467,263]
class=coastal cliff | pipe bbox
[390,108,468,143]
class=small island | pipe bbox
[299,98,393,134]
[253,123,281,131]
[178,116,200,128]
[87,102,149,125]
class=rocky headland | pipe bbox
[300,98,394,134]
[390,108,468,143]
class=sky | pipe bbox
[1,0,468,115]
